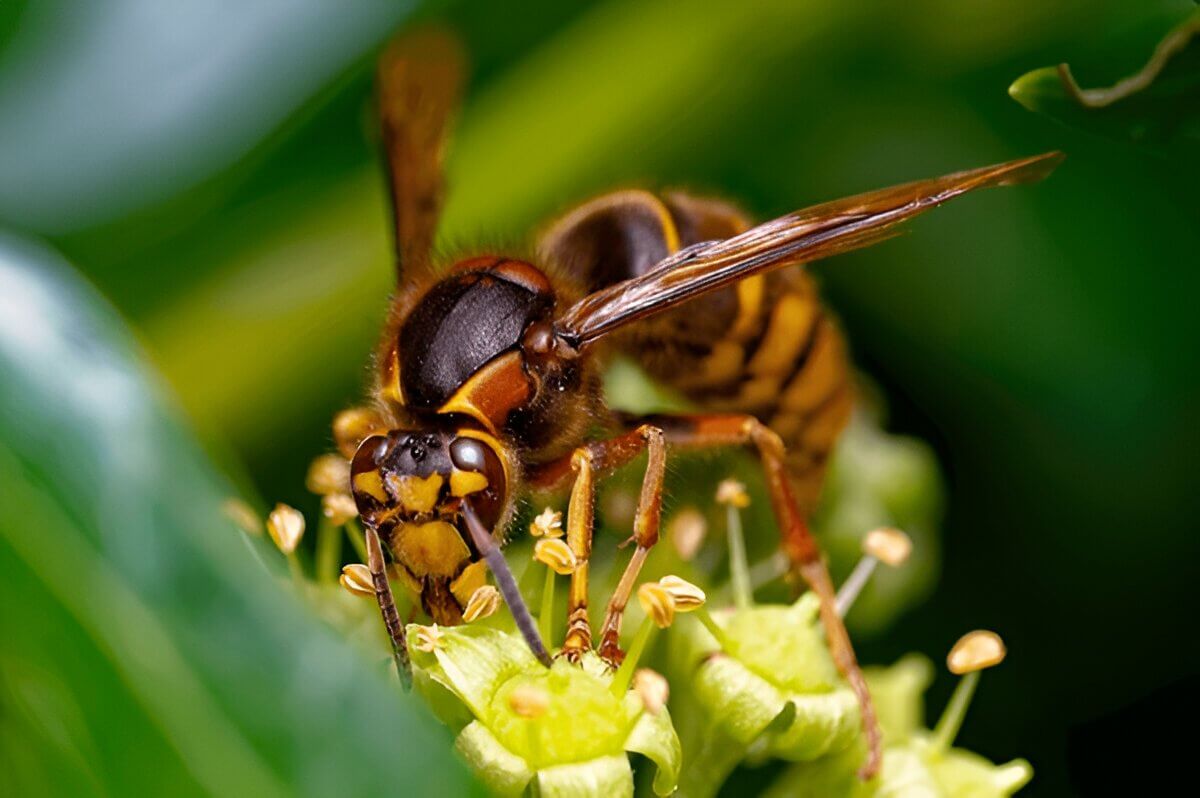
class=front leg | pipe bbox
[527,424,666,665]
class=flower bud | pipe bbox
[715,478,750,508]
[266,503,305,554]
[633,668,670,715]
[321,492,359,525]
[529,507,564,538]
[637,582,676,628]
[657,575,706,612]
[947,630,1007,674]
[338,563,374,597]
[534,538,578,575]
[863,527,912,567]
[463,585,502,623]
[507,684,550,719]
[306,453,350,496]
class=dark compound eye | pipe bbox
[449,436,507,527]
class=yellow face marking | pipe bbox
[450,560,488,607]
[450,468,489,497]
[392,521,471,577]
[747,292,818,377]
[352,470,388,503]
[386,473,444,514]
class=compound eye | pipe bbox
[349,434,391,514]
[449,436,506,526]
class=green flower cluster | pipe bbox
[268,409,1031,796]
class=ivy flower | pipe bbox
[408,624,680,797]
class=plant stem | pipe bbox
[315,516,341,582]
[610,616,655,696]
[726,504,752,611]
[931,670,980,753]
[343,517,368,561]
[538,566,556,646]
[834,555,879,617]
[693,607,731,651]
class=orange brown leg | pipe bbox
[623,411,881,780]
[528,424,667,665]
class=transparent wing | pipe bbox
[377,28,465,281]
[556,152,1063,347]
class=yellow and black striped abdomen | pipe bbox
[539,190,854,512]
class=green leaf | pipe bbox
[1009,10,1200,152]
[0,233,474,796]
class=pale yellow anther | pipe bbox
[508,684,551,719]
[633,668,670,715]
[412,624,443,653]
[947,630,1007,674]
[266,503,305,554]
[863,527,913,567]
[462,585,502,623]
[529,507,564,538]
[306,453,350,496]
[715,478,750,508]
[222,498,262,536]
[338,564,374,598]
[322,492,359,526]
[637,582,676,629]
[534,538,578,575]
[657,575,706,612]
[669,507,707,561]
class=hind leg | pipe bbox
[617,411,882,779]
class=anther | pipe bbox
[463,585,502,623]
[266,503,305,555]
[637,582,676,629]
[657,575,706,612]
[633,668,670,715]
[507,684,551,719]
[835,526,913,616]
[534,538,578,575]
[529,507,564,538]
[339,563,374,598]
[306,453,350,496]
[322,493,359,526]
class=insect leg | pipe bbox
[596,425,665,666]
[526,425,667,665]
[364,524,412,689]
[621,411,882,780]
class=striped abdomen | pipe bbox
[539,190,854,512]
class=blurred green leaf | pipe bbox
[1009,10,1200,151]
[0,232,475,796]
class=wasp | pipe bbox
[333,29,1061,777]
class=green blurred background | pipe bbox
[2,0,1197,795]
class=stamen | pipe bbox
[266,503,305,555]
[668,507,707,561]
[658,575,706,611]
[932,630,1007,752]
[835,527,913,616]
[611,583,676,697]
[314,513,344,582]
[633,668,670,715]
[321,493,358,526]
[306,453,350,496]
[534,538,578,575]
[529,507,564,538]
[508,684,550,719]
[339,563,374,597]
[412,624,443,653]
[463,585,502,623]
[716,481,753,610]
